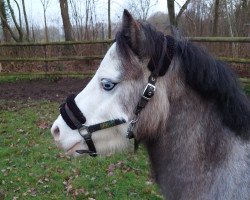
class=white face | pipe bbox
[51,43,135,156]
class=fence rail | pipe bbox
[0,71,94,76]
[0,37,249,63]
[0,56,249,64]
[0,37,249,78]
[189,37,250,43]
[0,37,249,47]
[0,40,112,47]
[0,56,104,62]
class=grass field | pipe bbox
[0,76,249,200]
[0,99,163,200]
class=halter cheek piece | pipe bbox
[127,35,176,139]
[59,35,175,157]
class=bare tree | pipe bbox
[212,0,220,36]
[89,0,98,39]
[128,0,158,20]
[40,0,50,42]
[235,0,249,36]
[176,0,191,22]
[167,0,191,27]
[167,0,176,26]
[69,0,98,40]
[7,0,23,41]
[108,0,111,39]
[0,0,11,42]
[84,0,98,40]
[85,0,90,40]
[22,0,29,41]
[59,0,73,41]
[222,0,235,37]
[69,0,84,40]
[0,0,27,42]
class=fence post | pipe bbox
[43,44,48,74]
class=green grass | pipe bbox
[0,100,162,200]
[0,77,249,199]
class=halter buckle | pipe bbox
[78,125,90,137]
[142,83,155,100]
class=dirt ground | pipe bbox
[0,77,91,103]
[0,77,249,104]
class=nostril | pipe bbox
[52,126,60,140]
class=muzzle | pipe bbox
[59,94,126,156]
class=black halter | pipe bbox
[60,94,126,156]
[59,35,175,157]
[127,35,176,139]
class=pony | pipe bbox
[51,10,250,200]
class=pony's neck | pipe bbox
[144,89,246,199]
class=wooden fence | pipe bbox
[0,37,249,77]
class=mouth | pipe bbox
[66,142,82,155]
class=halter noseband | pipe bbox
[60,94,126,156]
[59,35,175,157]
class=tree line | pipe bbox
[0,0,249,43]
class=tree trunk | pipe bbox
[224,0,237,56]
[7,0,23,41]
[43,9,49,42]
[69,0,80,40]
[31,25,35,42]
[176,0,191,23]
[225,1,234,37]
[212,0,220,36]
[108,0,111,39]
[167,0,177,27]
[40,0,50,42]
[239,0,248,36]
[85,0,90,40]
[0,0,11,42]
[59,0,73,41]
[22,0,30,41]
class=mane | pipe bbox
[177,41,250,139]
[116,22,250,140]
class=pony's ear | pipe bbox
[121,9,143,56]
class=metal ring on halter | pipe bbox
[127,114,140,139]
[78,125,90,137]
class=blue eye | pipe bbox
[101,79,116,91]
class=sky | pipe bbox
[13,0,187,27]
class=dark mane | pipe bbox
[177,41,250,139]
[116,21,250,139]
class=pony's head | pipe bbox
[51,10,250,157]
[51,10,177,156]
